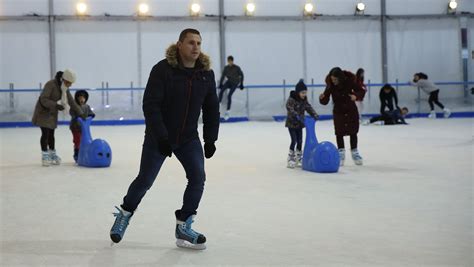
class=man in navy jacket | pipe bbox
[110,28,219,250]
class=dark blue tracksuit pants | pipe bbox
[218,80,238,111]
[122,135,206,221]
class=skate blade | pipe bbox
[176,239,206,250]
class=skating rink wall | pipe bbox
[0,1,473,123]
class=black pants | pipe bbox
[380,101,394,114]
[428,90,444,110]
[370,114,394,125]
[122,135,205,221]
[288,128,303,151]
[336,134,358,150]
[218,81,238,111]
[40,127,55,151]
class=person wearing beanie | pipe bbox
[69,90,95,162]
[319,67,365,166]
[410,72,451,119]
[285,79,319,168]
[32,69,83,166]
[218,55,245,120]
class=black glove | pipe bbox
[88,114,96,118]
[240,84,244,90]
[204,142,216,159]
[158,140,172,157]
[56,104,65,111]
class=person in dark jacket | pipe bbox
[69,90,95,162]
[379,83,399,114]
[285,79,319,168]
[319,67,365,166]
[110,29,220,250]
[218,55,244,120]
[32,69,83,166]
[367,107,409,125]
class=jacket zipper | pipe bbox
[176,73,195,144]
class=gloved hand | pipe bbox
[56,104,65,111]
[158,140,172,157]
[239,84,244,90]
[204,142,216,159]
[88,114,96,118]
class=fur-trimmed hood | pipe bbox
[165,44,211,71]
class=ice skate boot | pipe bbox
[428,110,436,119]
[443,108,451,118]
[110,206,133,243]
[351,149,363,166]
[175,212,206,250]
[287,149,296,169]
[49,149,61,165]
[42,151,50,167]
[295,149,302,168]
[338,148,345,166]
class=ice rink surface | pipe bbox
[1,118,473,266]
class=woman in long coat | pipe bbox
[319,67,365,166]
[32,69,83,166]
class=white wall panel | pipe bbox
[469,19,474,82]
[387,19,460,83]
[55,21,138,88]
[305,19,382,84]
[0,21,50,88]
[0,0,48,16]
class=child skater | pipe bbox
[285,79,319,168]
[69,90,95,162]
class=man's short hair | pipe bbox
[227,56,234,61]
[179,28,201,42]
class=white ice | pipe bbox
[1,118,473,266]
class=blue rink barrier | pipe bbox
[1,112,472,128]
[273,111,474,122]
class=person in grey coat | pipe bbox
[410,72,451,119]
[32,69,83,166]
